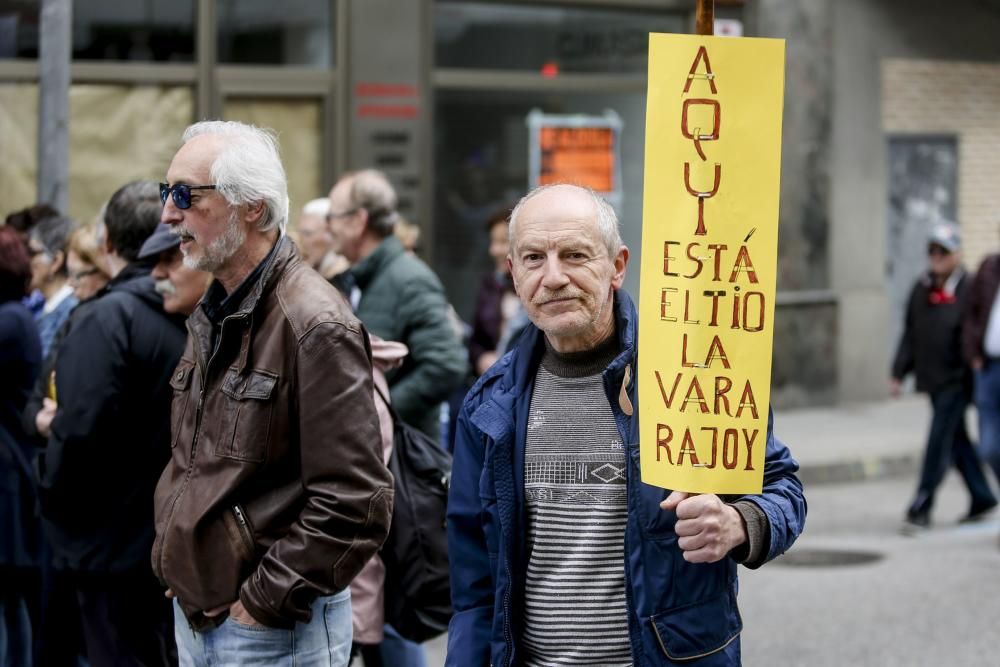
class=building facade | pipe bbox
[3,0,1000,406]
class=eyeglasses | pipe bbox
[160,182,217,210]
[69,267,99,282]
[325,208,358,223]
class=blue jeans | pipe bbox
[174,589,352,667]
[908,385,996,516]
[975,360,1000,482]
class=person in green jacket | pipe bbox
[328,169,467,441]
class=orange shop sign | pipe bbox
[527,110,622,201]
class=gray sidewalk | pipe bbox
[777,395,932,485]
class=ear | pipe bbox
[355,208,371,235]
[244,201,267,228]
[610,245,629,290]
[52,249,67,274]
[506,255,518,294]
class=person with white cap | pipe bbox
[891,223,998,530]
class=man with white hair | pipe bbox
[153,121,393,665]
[298,197,348,279]
[447,184,806,666]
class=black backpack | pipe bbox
[375,386,453,642]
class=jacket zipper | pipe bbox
[503,558,514,666]
[154,315,240,582]
[232,504,255,557]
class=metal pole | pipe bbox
[695,0,714,36]
[37,0,71,213]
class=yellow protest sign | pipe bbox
[638,33,785,494]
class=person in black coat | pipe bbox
[37,181,186,666]
[891,224,998,529]
[0,225,43,666]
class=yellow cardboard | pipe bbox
[638,33,785,494]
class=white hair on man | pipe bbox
[302,197,331,218]
[182,120,290,234]
[508,183,622,258]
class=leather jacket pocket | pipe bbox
[216,368,278,463]
[649,588,743,662]
[169,360,195,449]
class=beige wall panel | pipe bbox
[68,85,194,224]
[0,83,40,214]
[222,97,323,232]
[883,59,1000,271]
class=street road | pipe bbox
[414,473,1000,666]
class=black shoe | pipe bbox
[960,500,998,524]
[903,511,930,530]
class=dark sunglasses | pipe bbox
[160,182,217,210]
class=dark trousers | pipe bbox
[909,385,997,517]
[74,569,176,667]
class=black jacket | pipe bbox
[0,300,42,570]
[38,262,186,573]
[892,270,970,394]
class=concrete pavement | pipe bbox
[776,395,933,485]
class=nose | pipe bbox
[161,195,182,225]
[540,254,570,290]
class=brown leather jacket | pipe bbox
[152,237,393,630]
[963,253,1000,364]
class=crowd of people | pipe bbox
[891,223,1000,533]
[0,120,808,667]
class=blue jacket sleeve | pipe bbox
[739,409,807,567]
[445,401,494,667]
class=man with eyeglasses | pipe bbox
[891,223,998,531]
[327,169,467,443]
[37,181,186,666]
[153,121,393,667]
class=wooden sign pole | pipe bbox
[695,0,715,36]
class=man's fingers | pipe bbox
[674,494,720,520]
[681,546,726,564]
[164,588,175,599]
[660,490,689,511]
[674,517,702,537]
[677,532,709,552]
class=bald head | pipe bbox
[509,184,622,260]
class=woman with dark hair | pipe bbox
[0,225,43,665]
[468,208,527,376]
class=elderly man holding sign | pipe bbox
[446,182,805,666]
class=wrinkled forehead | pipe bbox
[513,190,602,250]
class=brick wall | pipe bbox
[883,58,1000,271]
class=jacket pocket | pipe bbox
[628,446,677,540]
[230,504,257,561]
[216,368,278,463]
[169,360,195,449]
[649,588,742,662]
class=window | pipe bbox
[0,0,39,58]
[435,1,684,74]
[434,89,646,317]
[73,0,195,62]
[217,0,333,67]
